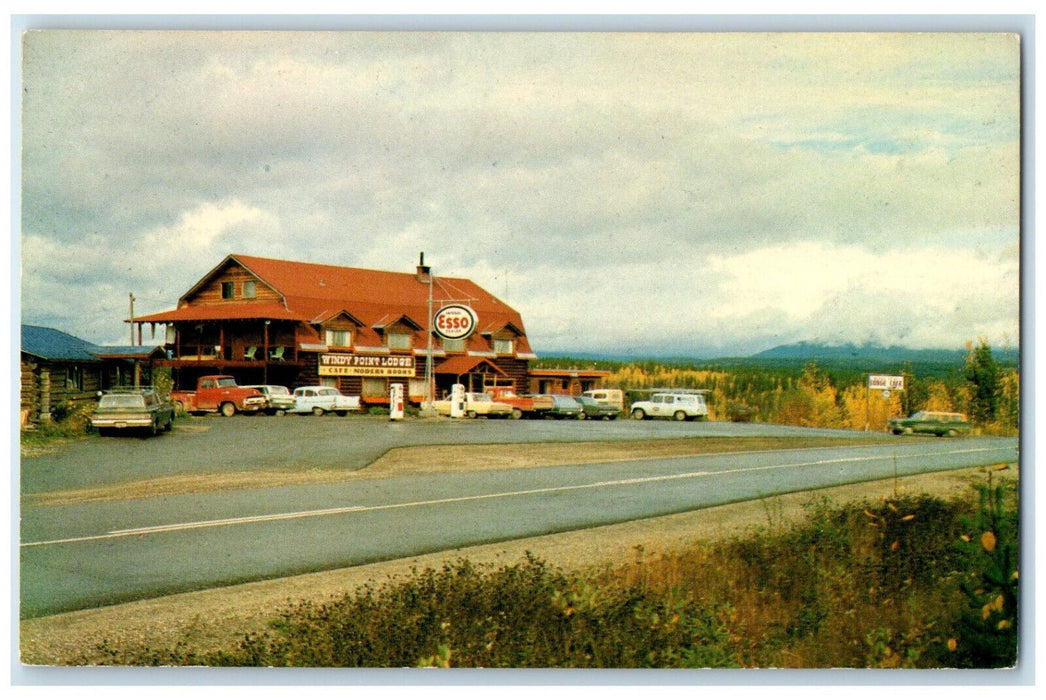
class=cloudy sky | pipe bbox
[17,26,1022,357]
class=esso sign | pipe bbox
[433,304,478,340]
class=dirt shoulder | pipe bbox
[19,442,1012,666]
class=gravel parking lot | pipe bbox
[21,412,885,496]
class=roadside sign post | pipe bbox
[866,374,905,431]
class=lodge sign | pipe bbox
[868,374,904,391]
[319,353,415,377]
[433,304,478,340]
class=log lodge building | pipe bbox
[133,254,608,406]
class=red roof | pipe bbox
[135,303,306,323]
[435,356,508,377]
[134,254,534,355]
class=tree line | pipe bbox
[536,339,1018,435]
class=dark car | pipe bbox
[888,410,971,437]
[90,387,175,437]
[544,394,583,419]
[576,395,620,420]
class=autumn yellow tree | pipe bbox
[840,384,904,432]
[778,364,845,428]
[924,380,955,411]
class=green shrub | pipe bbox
[89,477,1018,669]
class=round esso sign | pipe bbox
[433,304,478,340]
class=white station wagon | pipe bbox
[289,386,362,416]
[630,392,709,421]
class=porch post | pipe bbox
[264,320,270,384]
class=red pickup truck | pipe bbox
[488,387,555,419]
[170,375,267,417]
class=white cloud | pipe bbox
[18,30,1023,356]
[704,241,1019,349]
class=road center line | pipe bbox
[21,446,1009,548]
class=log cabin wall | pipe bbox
[20,355,105,422]
[187,263,282,305]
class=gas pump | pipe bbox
[450,383,466,419]
[389,383,404,421]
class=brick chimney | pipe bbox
[416,252,432,284]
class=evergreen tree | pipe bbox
[965,339,1000,425]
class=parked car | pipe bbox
[289,386,362,416]
[630,392,709,421]
[243,385,295,415]
[170,375,267,416]
[888,411,971,437]
[576,395,620,420]
[91,387,174,437]
[545,394,583,419]
[581,389,625,413]
[433,392,514,418]
[487,387,555,419]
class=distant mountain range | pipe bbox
[750,341,1019,366]
[540,341,1020,367]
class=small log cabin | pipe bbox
[132,253,556,406]
[20,324,165,424]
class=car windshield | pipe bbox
[100,394,145,408]
[270,386,290,395]
[470,394,491,402]
[910,411,928,420]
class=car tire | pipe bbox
[220,402,236,417]
[312,407,325,416]
[467,410,477,419]
[336,411,348,417]
[275,409,286,417]
[673,411,687,421]
[511,409,523,420]
[632,408,646,420]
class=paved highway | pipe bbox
[19,417,1017,618]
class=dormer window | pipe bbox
[325,329,352,348]
[387,332,412,350]
[243,281,257,299]
[493,338,514,355]
[221,282,234,299]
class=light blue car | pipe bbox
[289,386,362,416]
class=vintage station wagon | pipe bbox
[888,410,971,437]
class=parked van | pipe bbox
[630,392,709,421]
[582,389,624,412]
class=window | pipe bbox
[387,332,412,350]
[493,338,514,354]
[325,329,352,348]
[363,377,387,397]
[221,282,234,299]
[442,337,466,352]
[65,365,84,390]
[243,281,257,299]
